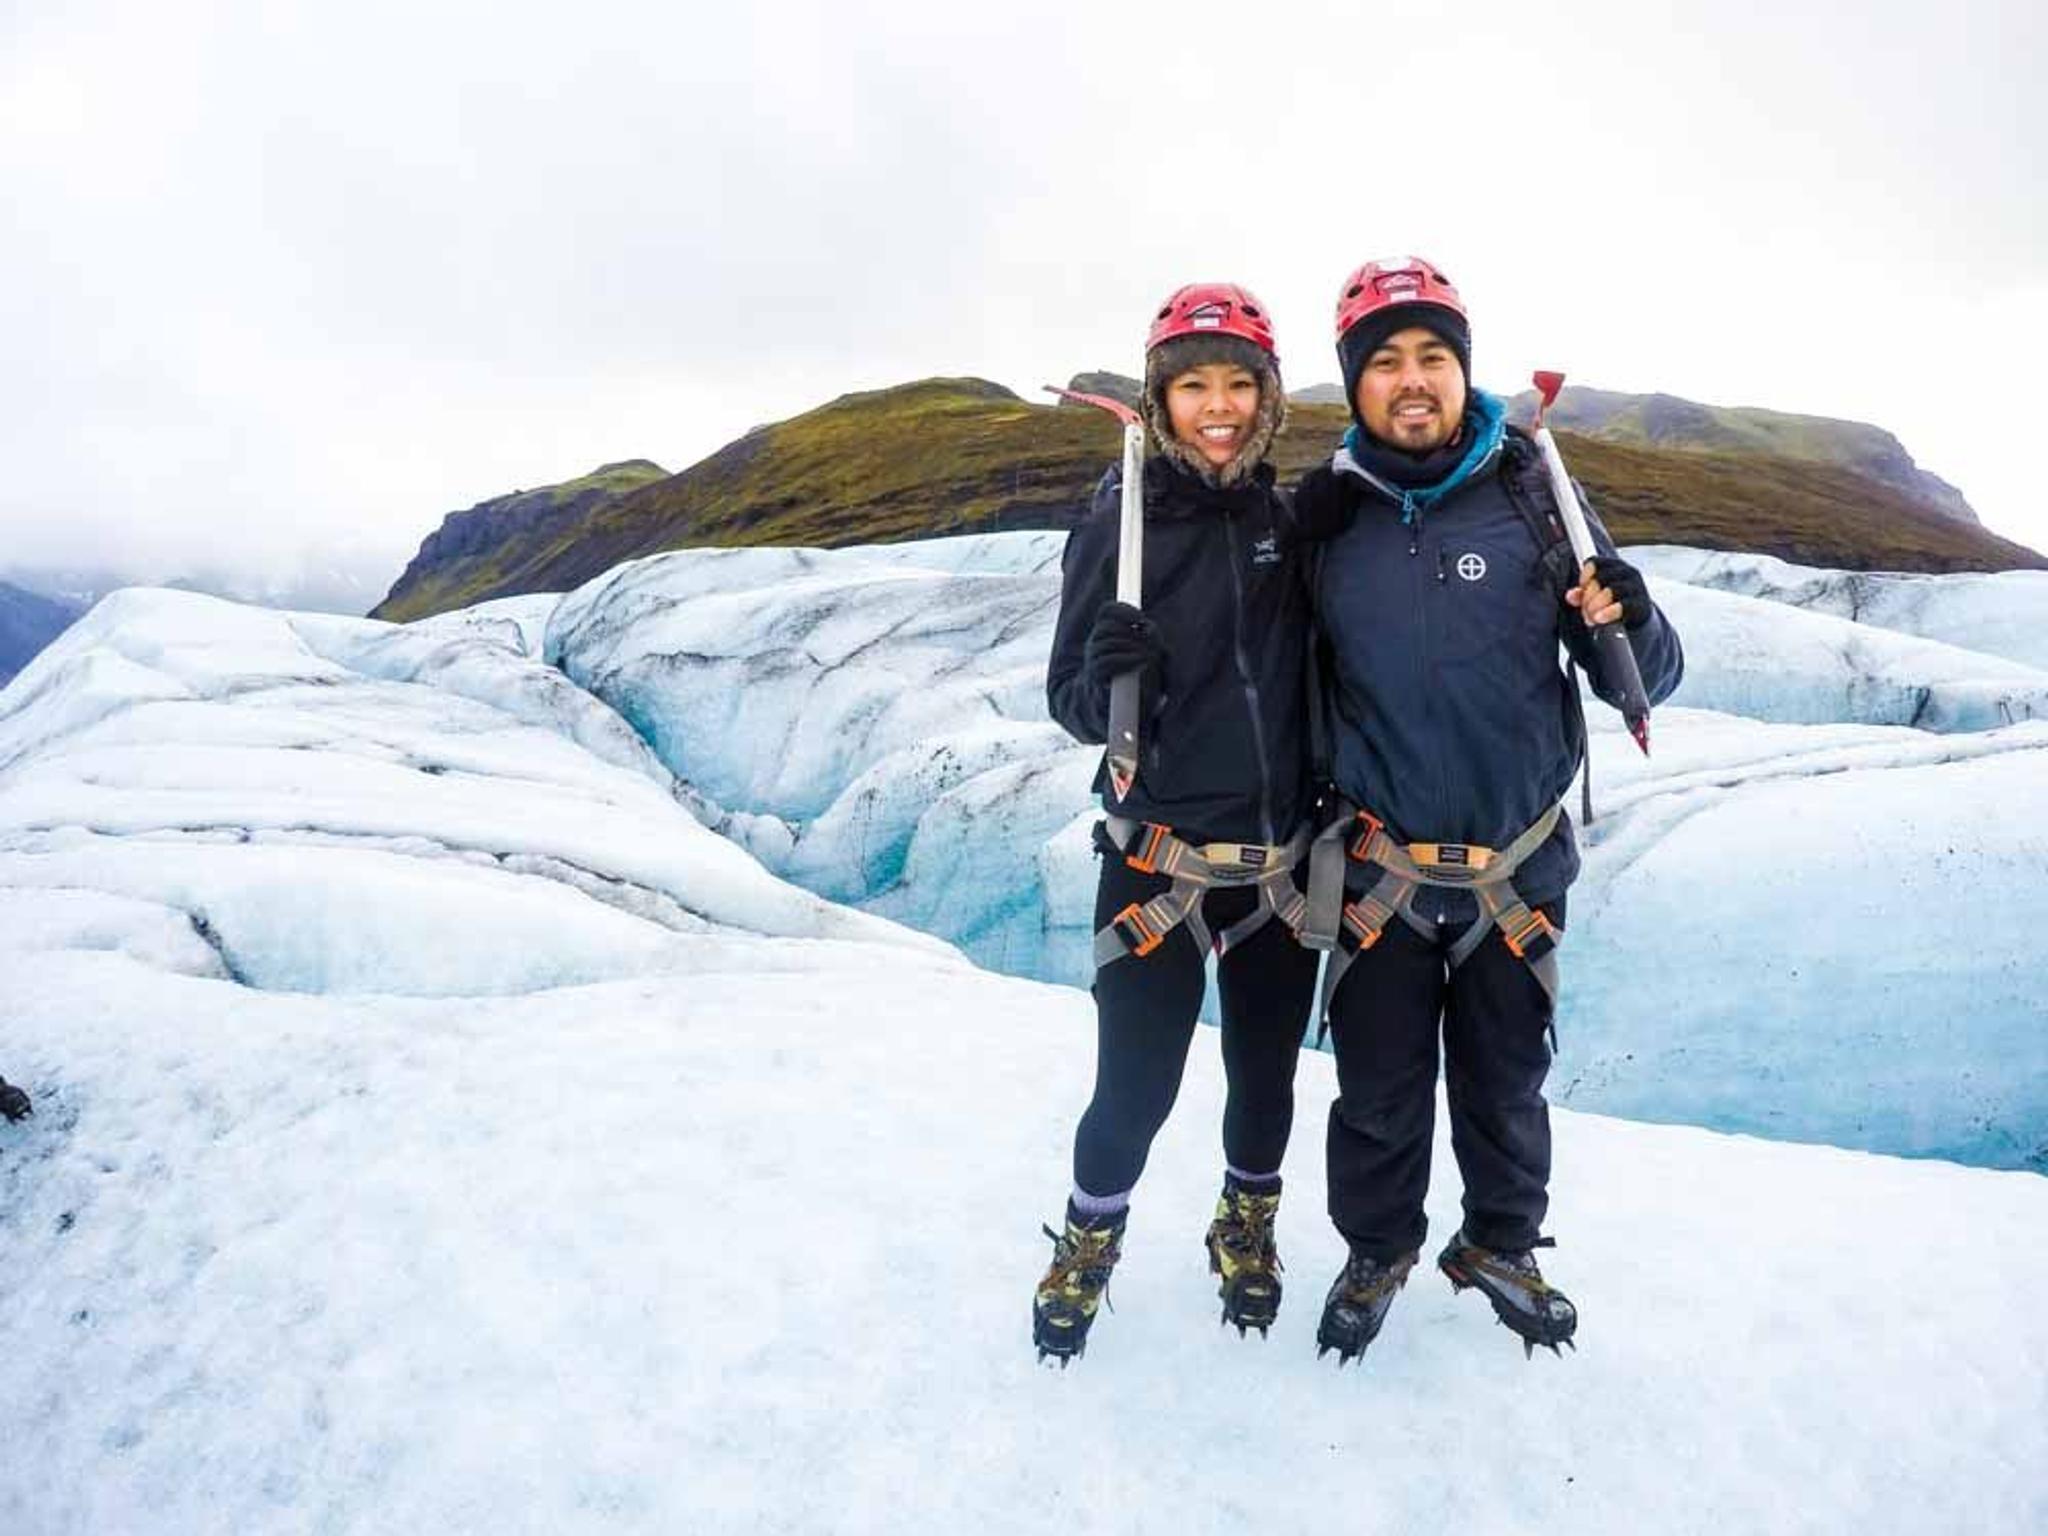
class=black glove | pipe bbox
[1082,600,1165,697]
[1290,465,1361,541]
[0,1077,30,1123]
[1572,554,1654,631]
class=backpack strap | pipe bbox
[1500,427,1595,826]
[1499,427,1580,598]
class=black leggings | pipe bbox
[1071,843,1320,1199]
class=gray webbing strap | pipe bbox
[1298,815,1352,952]
[1314,863,1411,1034]
[1090,879,1210,967]
[1474,881,1561,1006]
[1216,864,1309,957]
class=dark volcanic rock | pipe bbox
[0,581,86,686]
[1062,372,1142,409]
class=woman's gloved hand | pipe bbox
[1083,600,1165,697]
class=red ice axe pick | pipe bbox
[1044,386,1146,801]
[1530,370,1653,755]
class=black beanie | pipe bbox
[1337,302,1472,422]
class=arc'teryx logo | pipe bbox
[1250,535,1281,567]
[1455,552,1488,582]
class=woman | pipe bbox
[1034,283,1319,1363]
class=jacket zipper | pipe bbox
[1223,508,1277,845]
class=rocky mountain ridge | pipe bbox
[368,377,2041,622]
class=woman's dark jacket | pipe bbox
[1046,457,1312,846]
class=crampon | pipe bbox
[1032,1205,1126,1367]
[1315,1249,1415,1366]
[1205,1175,1283,1338]
[1438,1230,1578,1359]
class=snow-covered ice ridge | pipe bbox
[0,588,947,997]
[541,534,2048,1173]
[3,569,2046,1533]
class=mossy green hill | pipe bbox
[371,379,2045,622]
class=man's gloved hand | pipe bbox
[1290,465,1361,541]
[1565,555,1653,631]
[1083,600,1165,697]
[0,1076,31,1123]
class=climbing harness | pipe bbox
[1091,817,1311,968]
[1298,800,1565,1041]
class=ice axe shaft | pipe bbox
[1531,370,1653,754]
[1046,386,1146,800]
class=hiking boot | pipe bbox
[1033,1202,1127,1366]
[1437,1229,1578,1358]
[1204,1173,1283,1337]
[1315,1245,1416,1365]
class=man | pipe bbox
[0,1076,29,1122]
[1292,257,1683,1364]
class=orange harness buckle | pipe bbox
[1338,902,1387,955]
[1347,809,1385,863]
[1125,822,1173,876]
[1503,909,1560,961]
[1110,902,1166,957]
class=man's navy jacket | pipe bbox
[1311,390,1685,918]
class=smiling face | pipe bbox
[1163,362,1263,470]
[1353,325,1468,451]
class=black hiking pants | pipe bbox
[1072,834,1320,1200]
[1324,898,1564,1261]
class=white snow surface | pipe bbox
[2,571,2047,1531]
[4,954,2046,1535]
[547,536,2048,1171]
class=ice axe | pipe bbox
[1529,370,1653,755]
[1045,386,1146,801]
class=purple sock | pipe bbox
[1069,1186,1131,1221]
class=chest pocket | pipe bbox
[1432,528,1559,668]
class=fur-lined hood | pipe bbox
[1140,333,1288,490]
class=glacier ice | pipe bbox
[546,534,2048,1171]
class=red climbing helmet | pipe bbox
[1333,257,1466,343]
[1146,282,1277,357]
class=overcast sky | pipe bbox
[4,0,2043,599]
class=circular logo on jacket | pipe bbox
[1456,552,1488,582]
